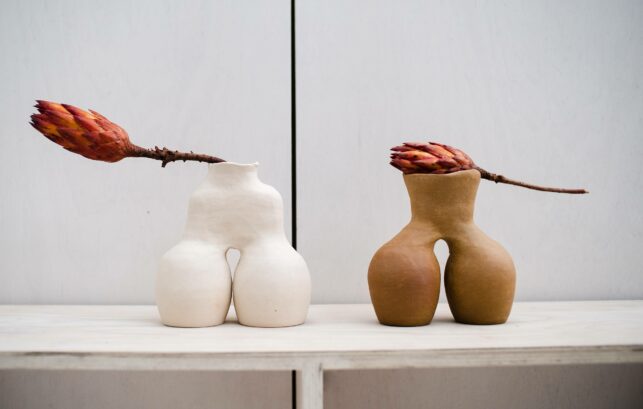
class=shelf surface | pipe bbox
[1,301,642,371]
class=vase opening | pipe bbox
[207,162,260,185]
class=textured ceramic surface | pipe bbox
[157,163,311,328]
[368,170,516,326]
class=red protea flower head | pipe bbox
[30,100,226,167]
[390,141,475,174]
[389,140,587,194]
[30,100,134,162]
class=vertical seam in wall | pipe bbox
[291,0,297,251]
[291,1,297,408]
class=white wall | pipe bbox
[0,1,293,408]
[3,0,642,321]
[2,1,643,409]
[297,0,643,304]
[294,1,643,407]
[0,0,292,305]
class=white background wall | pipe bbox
[0,0,292,304]
[1,0,642,408]
[297,0,643,304]
[0,1,293,407]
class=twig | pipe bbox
[129,145,226,168]
[476,167,588,194]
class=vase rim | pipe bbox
[403,169,479,179]
[208,161,259,168]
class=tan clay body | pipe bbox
[368,170,516,326]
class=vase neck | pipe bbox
[404,170,480,228]
[206,162,259,186]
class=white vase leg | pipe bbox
[233,241,311,328]
[157,240,231,328]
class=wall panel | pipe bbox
[297,0,643,304]
[0,2,293,408]
[0,0,292,305]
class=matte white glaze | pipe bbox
[156,163,311,328]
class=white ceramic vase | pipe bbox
[156,162,311,328]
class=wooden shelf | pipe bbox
[1,301,642,408]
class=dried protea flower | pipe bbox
[31,100,135,162]
[391,141,587,194]
[30,100,225,167]
[391,141,475,175]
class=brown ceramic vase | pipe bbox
[368,169,516,326]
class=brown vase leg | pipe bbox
[368,239,441,327]
[444,227,516,325]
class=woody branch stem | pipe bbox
[129,145,226,167]
[476,167,588,194]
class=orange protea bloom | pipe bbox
[390,141,475,174]
[390,140,587,194]
[30,100,225,166]
[30,100,134,162]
